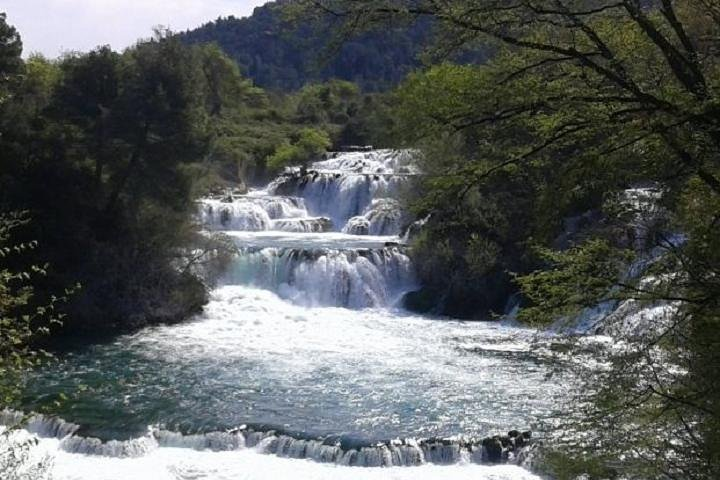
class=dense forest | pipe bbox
[1,0,720,479]
[179,1,433,91]
[180,0,489,91]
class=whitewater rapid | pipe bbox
[5,150,572,480]
[4,429,541,480]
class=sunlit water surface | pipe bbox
[6,150,595,480]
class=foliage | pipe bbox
[378,62,546,315]
[0,213,69,480]
[179,1,440,91]
[295,80,359,124]
[290,80,398,150]
[0,21,58,479]
[180,65,397,189]
[267,127,332,172]
[0,212,72,405]
[0,12,22,103]
[516,240,632,325]
[0,23,252,334]
[300,0,720,477]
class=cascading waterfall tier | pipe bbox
[270,217,333,233]
[199,196,310,231]
[1,410,532,467]
[197,149,422,309]
[164,427,533,467]
[343,198,406,236]
[198,150,418,237]
[222,245,415,308]
[262,149,418,235]
[270,172,411,233]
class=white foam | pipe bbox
[222,247,415,308]
[224,231,402,250]
[21,435,542,480]
[311,150,420,175]
[270,150,418,230]
[343,199,405,236]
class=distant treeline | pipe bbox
[179,1,488,91]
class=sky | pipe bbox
[2,0,269,58]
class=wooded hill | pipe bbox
[180,1,471,91]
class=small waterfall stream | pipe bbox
[3,150,591,480]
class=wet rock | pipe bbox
[219,209,231,226]
[402,287,438,314]
[482,436,503,463]
[232,181,248,195]
[317,217,333,233]
[344,216,370,235]
[515,431,531,449]
[508,430,524,448]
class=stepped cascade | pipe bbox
[198,149,419,308]
[2,150,592,480]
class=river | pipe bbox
[5,150,594,479]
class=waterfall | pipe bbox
[551,187,685,338]
[343,198,406,236]
[222,246,415,308]
[261,149,418,234]
[1,410,532,467]
[198,149,421,308]
[8,149,552,480]
[199,196,308,231]
[310,149,419,175]
[271,173,411,233]
[270,217,333,233]
[199,151,416,238]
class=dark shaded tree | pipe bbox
[0,25,251,335]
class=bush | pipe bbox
[266,127,331,171]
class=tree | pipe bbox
[0,212,69,405]
[299,1,720,478]
[0,29,250,334]
[0,16,63,407]
[266,127,331,171]
[0,12,23,104]
[178,2,439,91]
[0,212,69,480]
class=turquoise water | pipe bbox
[6,150,593,479]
